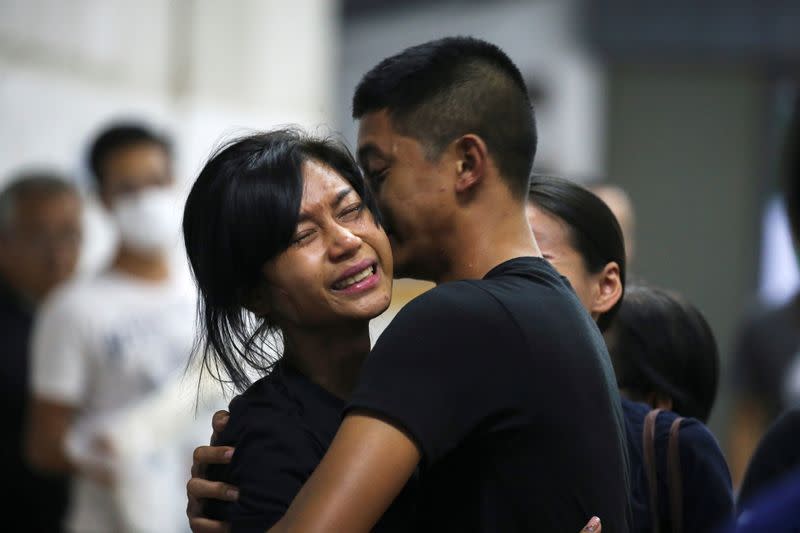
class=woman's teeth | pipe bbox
[333,266,374,290]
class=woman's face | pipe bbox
[262,161,393,328]
[526,203,599,315]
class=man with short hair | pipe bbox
[189,37,631,533]
[0,172,82,532]
[26,122,203,533]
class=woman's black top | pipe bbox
[206,363,416,532]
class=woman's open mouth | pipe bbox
[332,261,380,293]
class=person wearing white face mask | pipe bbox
[25,122,218,533]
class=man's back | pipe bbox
[348,257,631,532]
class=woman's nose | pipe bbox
[328,224,362,261]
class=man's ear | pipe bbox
[590,262,622,316]
[454,134,488,194]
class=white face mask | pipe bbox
[112,187,180,255]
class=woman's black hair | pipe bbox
[183,128,380,393]
[606,285,719,422]
[528,174,626,331]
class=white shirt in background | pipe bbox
[32,269,224,533]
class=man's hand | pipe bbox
[82,435,116,488]
[581,516,601,533]
[187,410,239,533]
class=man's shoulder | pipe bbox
[393,279,506,325]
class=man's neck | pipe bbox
[282,321,371,400]
[112,247,169,282]
[435,196,542,284]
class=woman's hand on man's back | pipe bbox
[186,410,238,533]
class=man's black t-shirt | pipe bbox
[346,257,632,532]
[206,363,416,532]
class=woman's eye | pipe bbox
[339,203,364,221]
[292,230,314,245]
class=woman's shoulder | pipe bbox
[219,374,302,442]
[650,411,731,489]
[621,400,726,463]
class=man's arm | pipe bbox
[25,396,115,486]
[186,411,416,533]
[269,412,420,533]
[25,397,76,474]
[103,359,227,461]
[187,412,604,533]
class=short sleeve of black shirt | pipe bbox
[205,371,334,532]
[206,366,416,533]
[348,279,518,464]
[346,257,632,533]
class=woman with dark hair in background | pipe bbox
[606,286,720,424]
[605,285,731,533]
[528,174,734,533]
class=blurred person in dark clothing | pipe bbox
[0,172,82,532]
[728,93,800,488]
[727,412,800,533]
[737,408,800,511]
[725,467,800,533]
[728,295,800,487]
[606,285,720,424]
[605,285,732,533]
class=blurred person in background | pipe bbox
[587,181,636,267]
[528,174,734,533]
[727,93,800,489]
[24,122,201,533]
[606,285,720,423]
[736,408,800,512]
[605,285,733,533]
[721,86,800,533]
[0,172,82,532]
